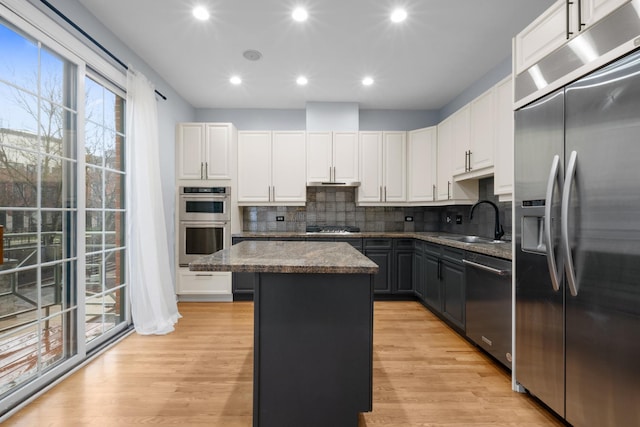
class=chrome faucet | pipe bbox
[469,200,504,241]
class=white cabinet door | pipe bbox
[176,123,206,180]
[581,0,628,28]
[204,123,231,180]
[469,88,495,171]
[238,131,271,203]
[514,0,567,75]
[494,76,514,198]
[306,131,332,183]
[358,132,383,203]
[332,132,359,182]
[272,131,306,202]
[407,126,437,202]
[451,105,471,176]
[382,132,406,203]
[436,118,453,201]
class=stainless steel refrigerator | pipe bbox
[514,5,640,426]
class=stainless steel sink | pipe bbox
[439,235,504,244]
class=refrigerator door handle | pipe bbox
[545,155,563,292]
[561,150,579,297]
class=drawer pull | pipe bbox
[462,259,511,276]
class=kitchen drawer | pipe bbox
[423,242,441,257]
[178,270,231,295]
[394,239,414,249]
[337,237,363,251]
[364,238,393,249]
[442,247,464,263]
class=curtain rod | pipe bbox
[38,0,168,100]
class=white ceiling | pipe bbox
[78,0,554,110]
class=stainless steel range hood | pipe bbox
[307,180,360,187]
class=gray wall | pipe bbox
[195,108,306,130]
[29,0,196,272]
[359,109,438,131]
[439,55,512,121]
[197,107,438,131]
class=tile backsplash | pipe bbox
[242,178,511,239]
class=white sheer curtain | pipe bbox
[126,68,180,335]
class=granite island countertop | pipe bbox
[189,240,380,274]
[232,231,512,260]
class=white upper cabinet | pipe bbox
[407,126,437,203]
[382,131,407,203]
[237,131,306,205]
[332,132,359,183]
[581,0,629,27]
[514,0,628,75]
[451,105,471,176]
[436,118,453,201]
[272,131,307,202]
[469,87,495,172]
[494,76,514,200]
[306,131,358,183]
[238,131,272,203]
[436,116,479,203]
[357,132,383,203]
[450,91,495,179]
[176,123,232,180]
[306,132,332,182]
[357,131,406,204]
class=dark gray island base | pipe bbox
[190,241,379,427]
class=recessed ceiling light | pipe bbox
[362,77,374,86]
[192,6,210,21]
[230,76,242,85]
[243,49,263,61]
[390,8,407,23]
[292,7,308,22]
[296,76,308,86]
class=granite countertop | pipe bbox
[189,240,380,274]
[232,231,512,260]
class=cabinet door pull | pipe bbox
[432,184,436,201]
[329,166,333,182]
[384,186,387,202]
[196,274,213,277]
[468,150,472,171]
[578,0,584,30]
[333,166,336,181]
[205,162,208,179]
[200,162,204,179]
[380,186,383,202]
[447,181,451,200]
[566,0,574,39]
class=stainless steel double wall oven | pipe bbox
[178,186,230,266]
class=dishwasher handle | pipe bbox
[463,259,511,276]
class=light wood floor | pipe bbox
[5,301,563,426]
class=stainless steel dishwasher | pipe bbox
[463,252,512,369]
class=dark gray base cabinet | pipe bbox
[394,239,414,295]
[364,239,393,294]
[415,243,465,333]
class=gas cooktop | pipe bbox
[305,225,361,234]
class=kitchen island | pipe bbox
[190,240,379,427]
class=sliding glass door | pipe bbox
[0,16,129,409]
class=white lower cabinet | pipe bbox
[237,131,306,205]
[177,269,232,298]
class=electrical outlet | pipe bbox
[446,214,452,224]
[456,215,463,224]
[405,216,414,222]
[276,216,285,222]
